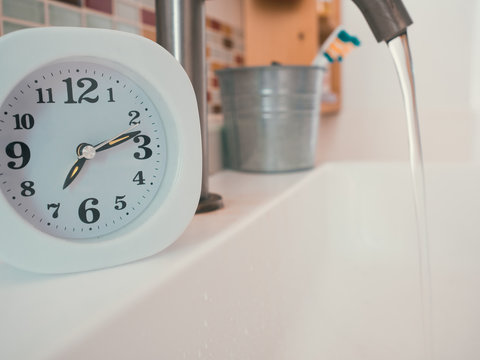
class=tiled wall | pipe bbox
[206,17,244,117]
[0,0,244,118]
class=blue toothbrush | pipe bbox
[313,26,361,67]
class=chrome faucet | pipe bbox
[155,0,223,213]
[351,0,412,43]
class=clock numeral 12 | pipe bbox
[63,77,99,104]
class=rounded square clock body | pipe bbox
[0,27,202,273]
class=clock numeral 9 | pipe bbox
[5,141,30,169]
[78,198,100,224]
[13,113,35,130]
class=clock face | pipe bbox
[0,59,167,239]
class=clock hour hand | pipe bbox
[63,156,87,190]
[95,130,141,153]
[63,143,93,190]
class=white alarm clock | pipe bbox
[0,27,202,273]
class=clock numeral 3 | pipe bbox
[63,77,99,104]
[47,203,61,218]
[5,141,31,169]
[133,135,152,160]
[78,198,100,224]
[20,181,35,197]
[13,113,35,130]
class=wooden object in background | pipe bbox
[243,0,341,114]
[244,0,317,65]
[318,0,341,114]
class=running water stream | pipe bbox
[388,33,433,360]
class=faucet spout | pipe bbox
[351,0,413,43]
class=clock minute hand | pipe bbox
[95,129,141,153]
[87,122,141,156]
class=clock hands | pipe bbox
[63,155,87,190]
[63,123,141,189]
[95,130,141,153]
[79,122,141,158]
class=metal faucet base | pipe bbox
[196,193,223,214]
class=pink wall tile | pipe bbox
[141,9,156,26]
[86,0,112,14]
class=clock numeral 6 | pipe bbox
[5,141,31,169]
[78,198,100,224]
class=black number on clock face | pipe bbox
[5,141,30,169]
[132,171,146,185]
[107,87,115,102]
[35,88,55,104]
[47,203,61,218]
[63,77,99,104]
[20,181,35,197]
[13,113,35,130]
[133,135,152,160]
[114,195,127,210]
[128,110,140,125]
[78,198,100,224]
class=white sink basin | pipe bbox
[1,163,479,359]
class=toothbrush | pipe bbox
[313,26,361,67]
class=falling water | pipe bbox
[388,33,433,360]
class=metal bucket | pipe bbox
[217,65,324,173]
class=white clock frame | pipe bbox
[0,27,202,273]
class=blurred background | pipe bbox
[0,0,477,167]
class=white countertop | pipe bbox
[0,167,310,360]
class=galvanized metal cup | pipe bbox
[217,65,324,173]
